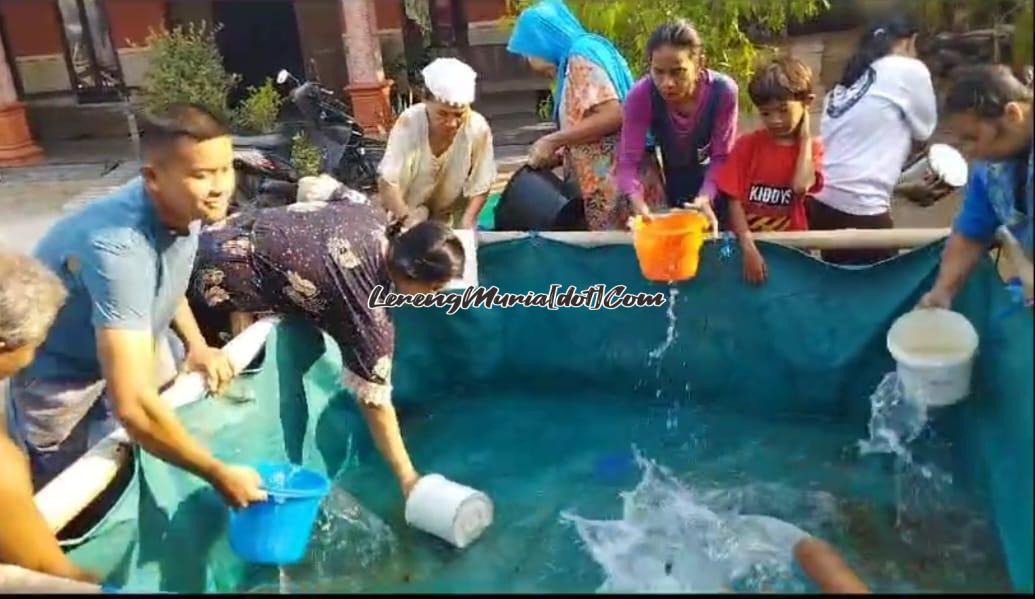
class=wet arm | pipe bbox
[929,233,987,300]
[794,537,870,594]
[97,328,224,484]
[728,197,755,247]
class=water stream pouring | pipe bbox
[229,463,331,565]
[632,210,708,283]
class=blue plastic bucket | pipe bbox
[228,462,331,565]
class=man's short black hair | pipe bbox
[138,103,231,159]
[944,65,1034,119]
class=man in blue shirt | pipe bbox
[921,66,1033,309]
[6,104,265,509]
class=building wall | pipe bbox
[2,0,511,98]
[0,0,69,94]
[0,0,164,96]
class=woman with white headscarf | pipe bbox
[376,58,498,229]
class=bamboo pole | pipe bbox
[33,318,281,534]
[478,228,953,249]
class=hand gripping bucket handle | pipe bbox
[228,462,331,565]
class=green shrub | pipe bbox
[291,132,323,178]
[235,78,284,134]
[138,21,239,124]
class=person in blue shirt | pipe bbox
[920,66,1033,309]
[5,104,266,509]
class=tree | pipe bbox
[913,0,1032,66]
[505,0,829,112]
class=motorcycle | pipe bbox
[229,69,384,213]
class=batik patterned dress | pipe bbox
[189,188,396,406]
[559,56,664,230]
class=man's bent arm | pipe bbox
[97,328,223,482]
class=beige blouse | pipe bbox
[377,103,497,226]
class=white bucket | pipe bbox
[886,308,979,407]
[404,474,493,549]
[898,143,969,189]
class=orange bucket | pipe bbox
[631,211,709,282]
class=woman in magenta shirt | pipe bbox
[617,20,739,232]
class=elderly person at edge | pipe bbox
[376,57,498,229]
[5,104,265,510]
[0,253,98,585]
[507,0,652,230]
[920,65,1033,309]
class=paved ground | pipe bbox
[0,141,531,252]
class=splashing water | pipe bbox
[857,373,956,535]
[278,568,291,594]
[252,485,399,593]
[648,287,680,363]
[561,450,816,593]
[858,373,928,460]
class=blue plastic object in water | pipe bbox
[594,450,636,483]
[228,462,331,565]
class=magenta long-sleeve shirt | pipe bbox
[616,72,739,202]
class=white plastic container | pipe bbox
[443,229,479,291]
[886,308,979,407]
[404,474,493,549]
[898,143,969,189]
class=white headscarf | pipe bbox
[421,58,478,107]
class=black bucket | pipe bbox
[494,166,585,231]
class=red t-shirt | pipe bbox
[716,129,825,232]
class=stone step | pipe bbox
[27,100,133,142]
[475,88,545,119]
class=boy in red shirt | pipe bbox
[716,56,824,284]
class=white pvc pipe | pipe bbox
[34,317,281,533]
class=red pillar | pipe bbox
[0,26,43,166]
[341,0,394,137]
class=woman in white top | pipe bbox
[809,15,937,264]
[377,58,498,229]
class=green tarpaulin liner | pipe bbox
[63,238,1032,593]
